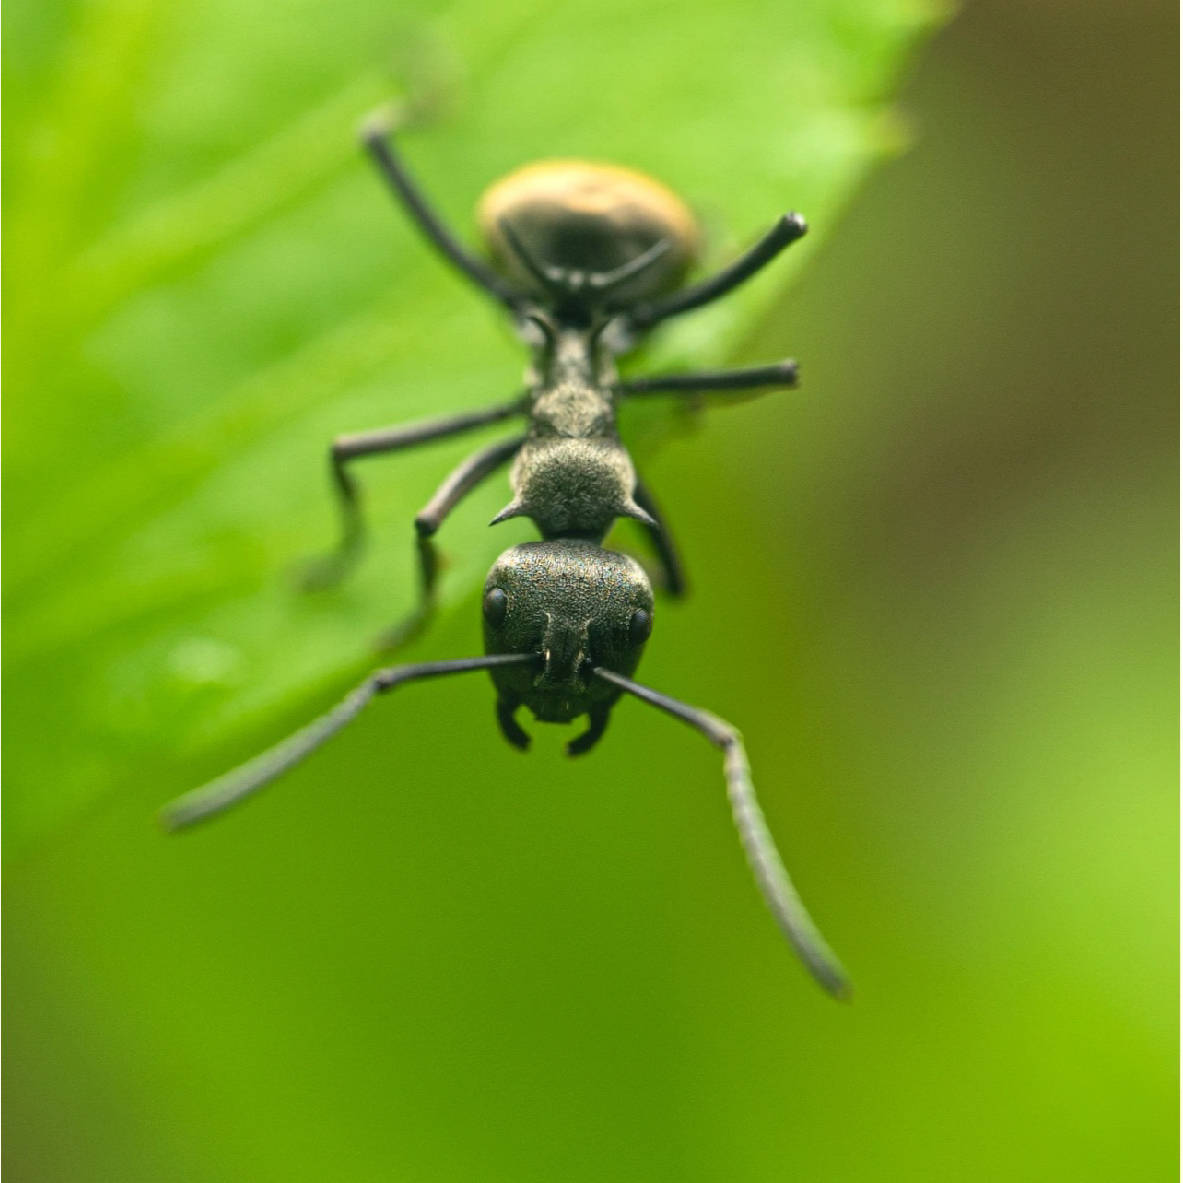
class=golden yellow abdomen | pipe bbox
[478,160,699,302]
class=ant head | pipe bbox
[482,540,654,723]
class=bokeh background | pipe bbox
[4,0,1177,1179]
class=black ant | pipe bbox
[162,110,849,998]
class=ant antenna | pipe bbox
[593,667,851,999]
[161,654,535,831]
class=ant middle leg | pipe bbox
[300,399,524,591]
[375,434,526,651]
[619,359,798,399]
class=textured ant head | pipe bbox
[482,539,654,723]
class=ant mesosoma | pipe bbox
[162,110,849,998]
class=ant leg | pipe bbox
[591,666,851,1000]
[567,703,612,756]
[376,434,526,650]
[160,653,534,830]
[628,213,807,330]
[360,110,523,312]
[300,399,524,591]
[620,360,798,399]
[496,696,531,750]
[632,475,687,597]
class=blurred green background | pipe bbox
[4,0,1177,1179]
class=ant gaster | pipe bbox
[162,109,849,998]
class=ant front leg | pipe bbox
[631,474,687,598]
[376,434,526,651]
[300,399,524,591]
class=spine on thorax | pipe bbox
[503,327,643,543]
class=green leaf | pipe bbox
[4,0,945,852]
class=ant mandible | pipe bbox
[162,109,849,999]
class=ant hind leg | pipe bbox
[627,213,807,330]
[361,110,523,312]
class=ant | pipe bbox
[162,110,850,999]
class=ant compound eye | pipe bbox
[629,608,652,645]
[483,587,509,627]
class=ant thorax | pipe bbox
[502,438,642,541]
[495,324,644,542]
[522,321,620,404]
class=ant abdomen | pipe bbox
[478,161,699,304]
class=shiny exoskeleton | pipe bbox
[162,110,849,998]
